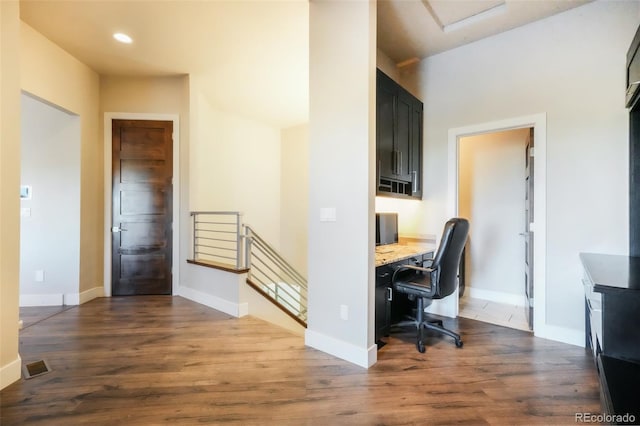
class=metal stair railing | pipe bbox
[190,211,246,270]
[189,211,307,327]
[245,225,308,326]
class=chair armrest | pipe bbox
[392,264,435,282]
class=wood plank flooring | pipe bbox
[19,305,72,329]
[1,296,600,425]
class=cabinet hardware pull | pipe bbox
[387,287,393,301]
[394,150,399,175]
[412,171,417,193]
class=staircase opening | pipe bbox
[189,211,307,327]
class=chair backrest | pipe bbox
[431,218,470,299]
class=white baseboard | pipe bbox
[19,293,63,307]
[238,302,249,317]
[178,286,241,317]
[305,329,377,368]
[64,286,104,305]
[0,356,22,390]
[535,323,584,347]
[467,287,526,307]
[20,287,104,307]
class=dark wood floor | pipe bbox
[19,305,72,329]
[1,296,600,425]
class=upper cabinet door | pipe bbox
[377,71,396,179]
[410,100,423,198]
[396,89,414,182]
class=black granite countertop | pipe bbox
[580,252,640,292]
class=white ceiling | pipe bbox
[19,0,310,128]
[377,0,592,65]
[20,0,590,128]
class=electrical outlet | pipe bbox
[340,304,349,320]
[35,270,44,282]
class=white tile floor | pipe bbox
[458,295,532,332]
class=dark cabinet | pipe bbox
[376,69,423,199]
[375,264,394,343]
[375,252,434,345]
[581,253,640,419]
[377,74,396,180]
[410,103,423,197]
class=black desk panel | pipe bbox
[581,252,640,418]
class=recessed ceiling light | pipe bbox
[113,33,133,44]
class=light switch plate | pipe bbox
[21,208,31,217]
[340,304,349,320]
[320,207,336,222]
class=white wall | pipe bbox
[20,21,102,296]
[190,91,282,246]
[20,93,80,306]
[307,0,376,367]
[375,196,426,239]
[280,124,308,276]
[459,129,528,300]
[403,0,637,336]
[179,84,282,316]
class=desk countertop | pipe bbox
[375,243,435,267]
[580,252,640,292]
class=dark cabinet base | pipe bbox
[375,251,433,346]
[581,253,640,422]
[598,355,640,422]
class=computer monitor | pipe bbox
[376,213,398,246]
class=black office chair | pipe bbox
[391,218,470,353]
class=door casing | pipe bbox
[103,113,180,297]
[447,113,546,337]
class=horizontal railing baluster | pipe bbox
[244,225,308,326]
[190,212,307,327]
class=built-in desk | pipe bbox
[375,243,435,345]
[580,253,640,420]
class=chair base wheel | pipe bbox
[455,340,463,348]
[417,341,426,353]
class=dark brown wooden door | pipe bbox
[112,119,173,295]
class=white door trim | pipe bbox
[103,113,180,297]
[448,113,547,337]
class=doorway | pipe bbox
[448,113,547,335]
[19,92,81,306]
[457,128,531,331]
[104,114,180,297]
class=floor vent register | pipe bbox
[22,360,51,379]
